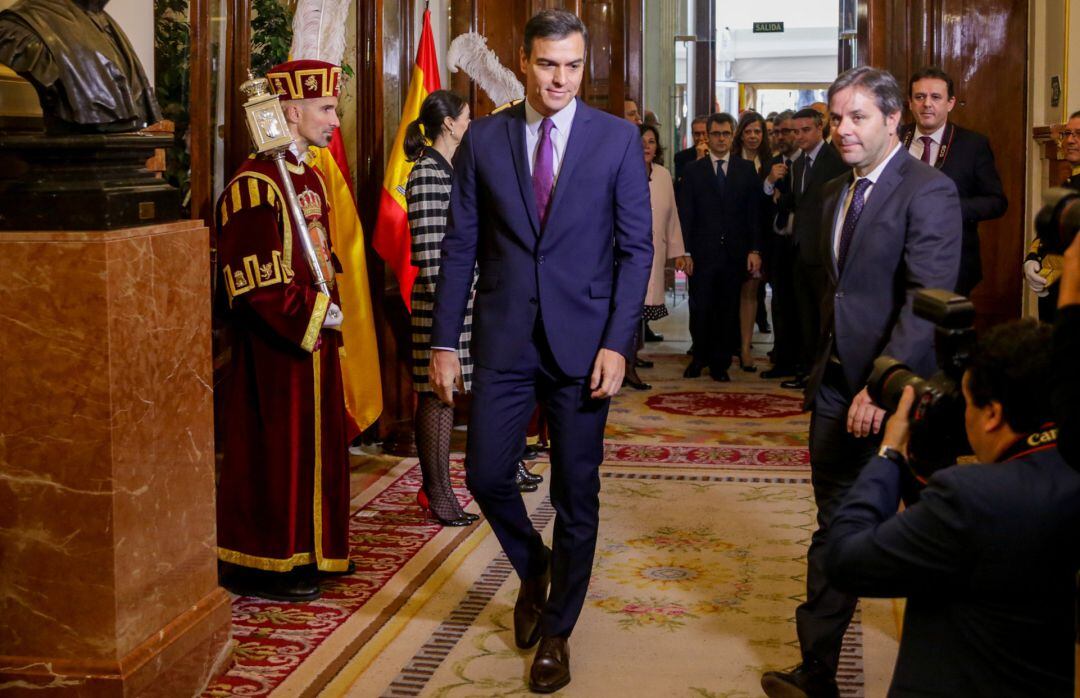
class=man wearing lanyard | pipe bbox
[903,66,1007,296]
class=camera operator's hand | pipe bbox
[847,387,887,438]
[881,385,916,459]
[1023,259,1049,297]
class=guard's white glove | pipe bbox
[1023,259,1049,297]
[323,302,344,330]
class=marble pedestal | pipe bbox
[0,221,232,695]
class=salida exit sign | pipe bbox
[753,21,784,33]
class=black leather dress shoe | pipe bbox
[683,362,703,378]
[780,375,808,390]
[634,357,654,368]
[710,369,731,382]
[761,663,839,698]
[516,463,540,492]
[529,636,571,693]
[514,552,551,649]
[761,366,796,379]
[225,569,322,603]
[522,444,541,460]
[622,376,652,390]
[517,460,543,485]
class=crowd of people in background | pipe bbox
[618,62,1021,392]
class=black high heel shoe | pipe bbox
[622,375,652,390]
[417,490,479,526]
[738,355,757,373]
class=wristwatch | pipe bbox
[877,444,907,467]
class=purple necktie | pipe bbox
[919,135,934,164]
[533,117,555,227]
[836,178,872,273]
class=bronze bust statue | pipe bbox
[0,0,162,133]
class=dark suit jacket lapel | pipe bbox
[841,149,907,277]
[507,102,540,236]
[822,172,852,284]
[544,99,592,228]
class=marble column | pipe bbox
[0,220,232,695]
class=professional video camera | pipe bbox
[866,188,1080,480]
[1035,187,1080,255]
[866,289,976,481]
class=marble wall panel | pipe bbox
[0,221,227,680]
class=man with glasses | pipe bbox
[678,112,762,381]
[1024,110,1080,320]
[766,107,847,389]
[902,66,1007,296]
[673,114,710,190]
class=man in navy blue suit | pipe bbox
[901,66,1007,296]
[429,10,652,693]
[762,67,962,698]
[677,112,762,381]
[826,320,1080,697]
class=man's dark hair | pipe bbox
[691,114,708,127]
[706,112,736,132]
[909,66,955,99]
[523,10,588,58]
[966,320,1055,434]
[775,109,796,123]
[793,107,823,126]
[1070,110,1080,120]
[828,66,905,117]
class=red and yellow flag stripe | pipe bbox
[372,9,442,311]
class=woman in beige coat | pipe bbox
[627,123,690,388]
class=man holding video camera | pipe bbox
[824,318,1080,696]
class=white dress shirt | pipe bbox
[831,142,905,259]
[708,151,730,177]
[907,123,946,164]
[525,97,576,182]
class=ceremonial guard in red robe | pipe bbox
[214,60,352,602]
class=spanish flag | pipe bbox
[313,134,383,433]
[372,8,441,311]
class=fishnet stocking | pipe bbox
[415,393,465,520]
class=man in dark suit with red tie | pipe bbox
[430,10,652,693]
[902,66,1007,296]
[761,67,962,698]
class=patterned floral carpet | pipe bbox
[203,302,900,696]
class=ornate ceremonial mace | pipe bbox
[238,72,331,297]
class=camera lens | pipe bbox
[867,357,929,412]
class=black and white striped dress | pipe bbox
[407,150,475,393]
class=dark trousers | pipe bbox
[797,365,880,674]
[465,321,610,639]
[769,237,799,370]
[688,251,742,372]
[794,257,826,372]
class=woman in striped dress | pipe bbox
[404,90,477,526]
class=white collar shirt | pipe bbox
[525,97,576,182]
[709,151,730,176]
[908,122,947,164]
[832,142,905,259]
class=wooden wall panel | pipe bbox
[861,0,1028,326]
[449,0,641,118]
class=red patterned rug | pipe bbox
[202,462,473,697]
[645,390,806,418]
[604,442,810,469]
